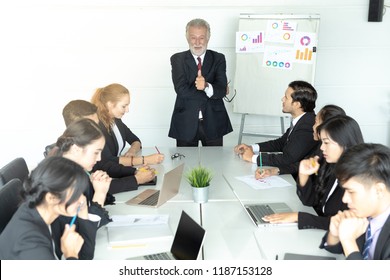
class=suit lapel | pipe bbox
[374,214,390,259]
[202,50,213,78]
[184,50,213,77]
[184,50,197,74]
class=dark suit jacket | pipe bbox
[92,118,139,193]
[256,112,317,178]
[168,50,233,141]
[320,214,390,260]
[277,142,321,179]
[94,118,139,176]
[0,203,97,260]
[297,171,348,230]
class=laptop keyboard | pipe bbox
[139,191,160,206]
[144,252,171,260]
[248,204,275,223]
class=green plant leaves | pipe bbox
[185,165,212,188]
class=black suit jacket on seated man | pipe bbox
[256,112,317,176]
[320,214,390,260]
[168,49,232,143]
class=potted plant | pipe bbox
[185,165,212,203]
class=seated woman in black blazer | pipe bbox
[52,118,112,227]
[0,157,96,260]
[262,115,364,230]
[91,83,162,184]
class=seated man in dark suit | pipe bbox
[234,80,318,179]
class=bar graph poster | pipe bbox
[293,32,317,64]
[236,31,265,53]
[233,14,320,116]
[265,20,297,44]
[262,46,294,70]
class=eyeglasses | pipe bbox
[223,89,236,103]
[171,153,185,160]
[224,81,236,103]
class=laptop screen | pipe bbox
[170,211,205,260]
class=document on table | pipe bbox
[107,214,169,227]
[235,175,292,190]
[106,215,172,247]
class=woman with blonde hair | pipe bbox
[91,83,160,185]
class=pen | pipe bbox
[259,152,263,174]
[138,167,158,174]
[155,146,160,154]
[311,158,318,175]
[69,202,83,228]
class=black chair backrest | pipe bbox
[0,158,29,188]
[0,178,24,234]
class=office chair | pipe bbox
[0,157,29,188]
[0,178,24,234]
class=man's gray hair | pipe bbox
[186,18,211,40]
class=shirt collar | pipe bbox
[292,112,306,126]
[370,205,390,235]
[192,53,206,64]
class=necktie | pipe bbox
[288,121,294,132]
[362,221,372,260]
[197,56,203,119]
[197,57,202,71]
[287,121,294,140]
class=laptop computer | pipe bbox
[223,174,296,227]
[128,210,206,260]
[126,163,184,208]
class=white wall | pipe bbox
[0,0,389,169]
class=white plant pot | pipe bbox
[192,186,209,204]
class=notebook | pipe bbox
[126,163,184,208]
[128,210,206,260]
[223,174,296,227]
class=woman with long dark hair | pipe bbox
[262,115,364,230]
[0,157,95,259]
[52,118,112,228]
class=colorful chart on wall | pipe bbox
[233,14,320,116]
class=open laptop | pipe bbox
[129,210,206,260]
[223,174,296,227]
[126,163,184,208]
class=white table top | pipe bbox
[94,146,337,260]
[94,201,201,260]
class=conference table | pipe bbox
[94,146,342,260]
